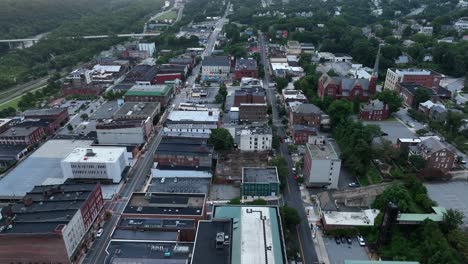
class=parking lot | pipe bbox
[323,236,369,264]
[425,181,468,226]
[362,119,414,143]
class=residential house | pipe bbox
[289,103,323,130]
[409,137,455,172]
[287,40,302,55]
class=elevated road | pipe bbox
[0,33,161,43]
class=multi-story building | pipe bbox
[398,83,437,108]
[164,110,220,136]
[287,40,302,55]
[454,17,468,31]
[289,103,323,130]
[304,142,341,189]
[409,137,455,172]
[317,73,377,101]
[61,69,107,96]
[96,119,152,145]
[241,167,280,197]
[191,205,287,264]
[23,108,69,129]
[0,183,104,264]
[282,89,308,103]
[359,99,390,121]
[138,42,156,57]
[0,119,12,134]
[201,56,231,82]
[239,103,268,123]
[234,58,258,80]
[154,73,183,84]
[124,84,173,107]
[239,126,272,151]
[292,125,318,144]
[234,90,266,107]
[61,147,128,183]
[113,102,160,121]
[384,68,442,92]
[169,57,195,69]
[0,126,46,146]
[155,137,214,168]
[123,64,158,85]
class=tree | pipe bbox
[376,90,403,113]
[411,88,431,108]
[215,84,227,104]
[442,209,464,233]
[373,184,413,212]
[80,113,89,120]
[275,77,289,92]
[228,198,241,204]
[208,128,234,151]
[249,199,268,205]
[409,155,427,170]
[445,111,464,137]
[280,206,301,228]
[327,99,353,124]
[67,124,73,131]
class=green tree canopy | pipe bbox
[442,209,464,233]
[327,99,353,125]
[208,128,234,151]
[280,206,301,228]
[376,89,403,113]
[412,88,431,108]
[373,184,413,213]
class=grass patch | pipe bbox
[0,96,22,111]
[358,174,370,186]
[367,165,382,184]
[155,10,177,20]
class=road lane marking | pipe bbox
[296,225,307,264]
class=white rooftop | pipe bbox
[0,139,94,199]
[62,147,126,163]
[398,138,422,143]
[93,64,121,73]
[241,207,276,264]
[323,209,380,226]
[151,167,212,178]
[167,110,220,122]
[395,68,431,76]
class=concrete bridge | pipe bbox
[0,33,161,48]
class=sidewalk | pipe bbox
[299,186,330,264]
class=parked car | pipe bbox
[340,236,346,244]
[346,236,352,244]
[348,182,360,187]
[335,236,340,244]
[96,228,104,238]
[357,235,365,246]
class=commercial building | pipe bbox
[317,73,377,101]
[0,183,104,264]
[238,126,272,151]
[61,69,106,96]
[123,192,207,222]
[154,73,183,84]
[23,107,69,129]
[0,144,28,170]
[96,119,152,145]
[191,205,287,264]
[0,139,94,200]
[384,68,442,92]
[282,89,308,103]
[124,84,173,107]
[158,64,189,77]
[169,57,195,69]
[289,103,323,130]
[409,137,455,172]
[201,56,231,82]
[155,137,214,168]
[61,147,128,183]
[113,102,160,121]
[106,241,193,263]
[359,99,390,121]
[234,90,266,107]
[123,64,158,84]
[239,103,268,123]
[234,58,258,80]
[138,42,156,57]
[321,209,380,231]
[241,167,280,197]
[0,126,46,146]
[304,142,341,189]
[0,118,12,134]
[164,110,220,135]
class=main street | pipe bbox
[259,31,320,264]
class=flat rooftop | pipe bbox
[106,241,193,264]
[239,126,272,136]
[211,206,286,264]
[191,219,232,264]
[151,165,212,178]
[242,167,279,183]
[23,108,67,117]
[306,142,339,160]
[114,102,160,119]
[126,84,172,97]
[124,192,206,216]
[62,147,126,164]
[0,126,41,137]
[150,177,211,194]
[0,139,93,199]
[156,137,213,156]
[323,209,380,227]
[90,100,120,120]
[167,110,220,123]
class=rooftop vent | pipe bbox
[216,232,225,249]
[85,149,96,157]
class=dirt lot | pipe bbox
[215,151,270,183]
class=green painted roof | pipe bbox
[397,207,446,222]
[213,205,285,264]
[125,85,173,97]
[345,261,420,264]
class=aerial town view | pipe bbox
[0,0,467,263]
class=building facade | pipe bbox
[304,142,341,189]
[241,167,280,197]
[409,137,455,172]
[317,73,377,101]
[0,126,46,146]
[201,56,231,82]
[96,119,152,145]
[239,103,268,123]
[239,126,272,151]
[359,99,390,121]
[61,147,128,183]
[289,103,323,129]
[234,58,258,80]
[124,84,173,107]
[384,68,442,92]
[155,137,214,168]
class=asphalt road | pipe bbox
[258,31,319,264]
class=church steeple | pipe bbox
[369,44,382,95]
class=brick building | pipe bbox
[23,108,69,130]
[384,68,442,92]
[234,90,268,123]
[0,126,46,145]
[124,84,173,107]
[359,99,390,121]
[317,73,377,101]
[292,125,318,144]
[289,103,323,130]
[234,58,258,80]
[0,183,104,264]
[123,64,158,85]
[409,137,455,172]
[398,83,437,108]
[155,137,214,168]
